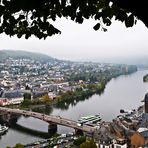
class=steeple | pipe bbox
[144,93,148,113]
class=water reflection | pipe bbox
[32,105,53,114]
[53,91,104,111]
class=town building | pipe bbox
[130,128,148,148]
[0,90,24,105]
[144,93,148,113]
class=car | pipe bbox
[68,132,74,136]
[63,139,69,143]
[77,123,82,126]
[57,139,63,144]
[60,134,67,138]
[66,121,71,124]
[66,132,74,137]
[73,136,78,140]
[41,143,48,147]
[34,141,40,144]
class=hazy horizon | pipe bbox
[0,18,148,64]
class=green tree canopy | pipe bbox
[73,136,86,146]
[13,143,24,148]
[80,139,97,148]
[0,0,147,39]
[21,99,31,107]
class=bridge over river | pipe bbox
[0,107,96,135]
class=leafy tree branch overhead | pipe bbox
[0,0,147,39]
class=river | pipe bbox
[0,70,148,147]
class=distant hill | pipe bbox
[0,50,58,63]
[90,56,148,67]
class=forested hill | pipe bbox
[0,50,57,62]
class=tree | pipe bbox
[42,94,51,104]
[0,0,147,39]
[13,143,24,148]
[55,95,62,102]
[80,139,97,148]
[73,136,86,146]
[21,99,31,107]
[143,74,148,82]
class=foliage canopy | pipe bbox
[80,139,97,148]
[13,143,24,148]
[0,0,147,39]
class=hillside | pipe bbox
[0,50,57,62]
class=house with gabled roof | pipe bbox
[130,128,148,148]
[0,90,24,106]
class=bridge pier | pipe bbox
[0,113,18,125]
[9,115,18,124]
[48,122,57,135]
[75,129,94,138]
[75,129,84,135]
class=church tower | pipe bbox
[144,93,148,113]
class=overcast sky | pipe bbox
[0,18,148,63]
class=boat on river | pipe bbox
[78,114,101,124]
[0,125,9,135]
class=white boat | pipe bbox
[78,114,101,124]
[78,114,100,120]
[0,125,9,135]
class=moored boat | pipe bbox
[78,114,101,124]
[0,125,9,135]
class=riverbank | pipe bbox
[143,73,148,82]
[19,68,137,111]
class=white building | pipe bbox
[0,90,24,106]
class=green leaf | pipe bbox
[103,18,111,26]
[93,23,100,30]
[17,33,23,38]
[17,15,25,21]
[125,14,134,27]
[0,26,3,33]
[102,27,107,32]
[95,12,101,20]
